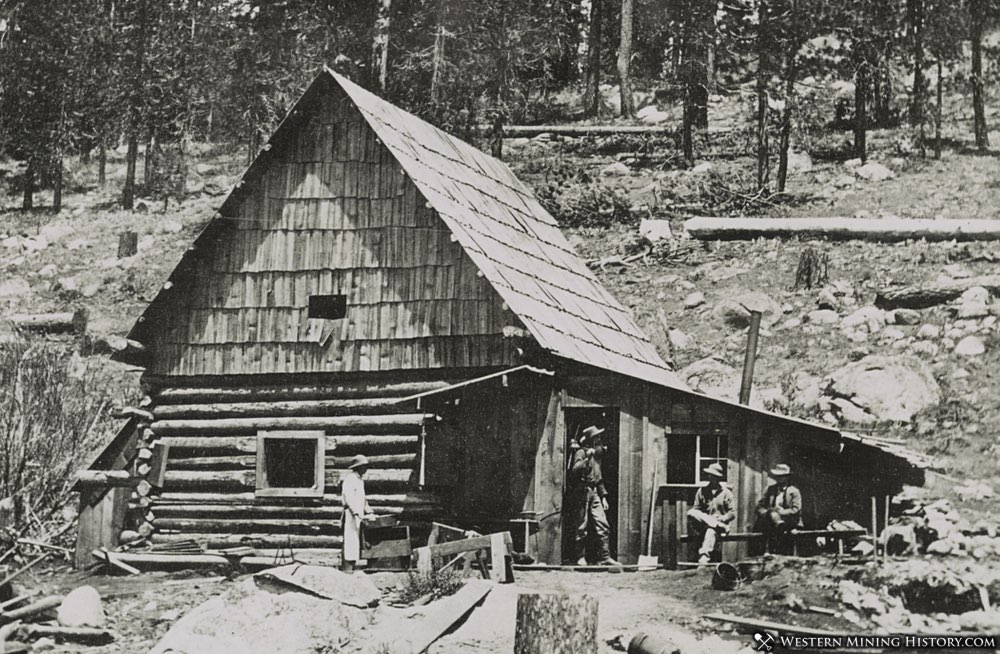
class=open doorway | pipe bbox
[562,406,619,563]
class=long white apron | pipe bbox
[341,470,367,562]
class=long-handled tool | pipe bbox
[637,466,659,570]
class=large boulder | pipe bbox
[678,357,780,409]
[711,291,781,330]
[58,586,105,628]
[824,355,940,422]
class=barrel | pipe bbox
[628,632,679,654]
[711,562,742,590]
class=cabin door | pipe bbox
[561,406,619,563]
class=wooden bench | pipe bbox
[678,529,866,558]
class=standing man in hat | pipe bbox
[688,462,735,564]
[569,425,620,566]
[341,454,376,572]
[755,463,802,554]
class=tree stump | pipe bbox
[794,245,829,289]
[514,592,598,654]
[117,231,138,259]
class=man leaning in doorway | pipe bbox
[688,462,735,564]
[570,425,620,566]
[755,463,802,554]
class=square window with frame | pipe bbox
[666,433,729,484]
[255,431,325,498]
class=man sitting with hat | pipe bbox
[754,463,802,554]
[687,462,735,564]
[341,454,376,572]
[569,425,620,566]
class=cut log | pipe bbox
[702,612,841,637]
[153,397,405,419]
[20,625,115,644]
[154,490,442,505]
[515,592,599,654]
[685,216,1000,243]
[162,468,415,492]
[150,503,441,521]
[0,596,62,623]
[8,310,88,335]
[150,414,436,436]
[117,230,138,258]
[163,434,420,456]
[151,380,456,403]
[154,518,341,535]
[167,453,418,471]
[150,532,342,549]
[90,551,230,571]
[74,470,136,488]
[875,275,1000,309]
[97,335,147,361]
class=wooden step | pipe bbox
[162,434,420,456]
[150,414,435,436]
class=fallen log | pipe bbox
[19,625,115,645]
[875,275,1000,309]
[150,413,436,436]
[702,612,841,637]
[0,596,62,623]
[475,124,674,137]
[94,551,231,570]
[7,309,88,335]
[685,217,1000,243]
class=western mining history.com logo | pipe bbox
[751,633,998,651]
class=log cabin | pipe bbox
[74,68,930,568]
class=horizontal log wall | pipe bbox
[138,377,453,550]
[144,87,519,376]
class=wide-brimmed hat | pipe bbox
[703,462,725,478]
[769,463,791,477]
[349,454,371,470]
[581,425,605,441]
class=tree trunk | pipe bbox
[777,12,797,193]
[52,157,63,213]
[583,0,602,117]
[854,60,869,162]
[98,140,107,188]
[123,130,138,209]
[430,0,447,104]
[934,59,943,159]
[514,593,598,654]
[616,0,636,117]
[143,133,156,189]
[683,1,710,129]
[755,0,770,192]
[22,158,34,210]
[682,93,695,166]
[371,0,391,93]
[970,0,990,151]
[908,0,925,125]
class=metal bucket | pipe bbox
[711,562,742,591]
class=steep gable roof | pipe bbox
[126,68,684,389]
[323,70,683,389]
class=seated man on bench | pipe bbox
[754,463,802,555]
[687,463,735,564]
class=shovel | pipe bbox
[637,466,659,570]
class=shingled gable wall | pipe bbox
[141,86,522,376]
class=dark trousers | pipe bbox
[572,487,610,562]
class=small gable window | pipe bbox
[309,294,347,320]
[256,431,325,497]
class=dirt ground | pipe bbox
[18,557,864,653]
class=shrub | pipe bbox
[396,568,470,605]
[0,336,126,543]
